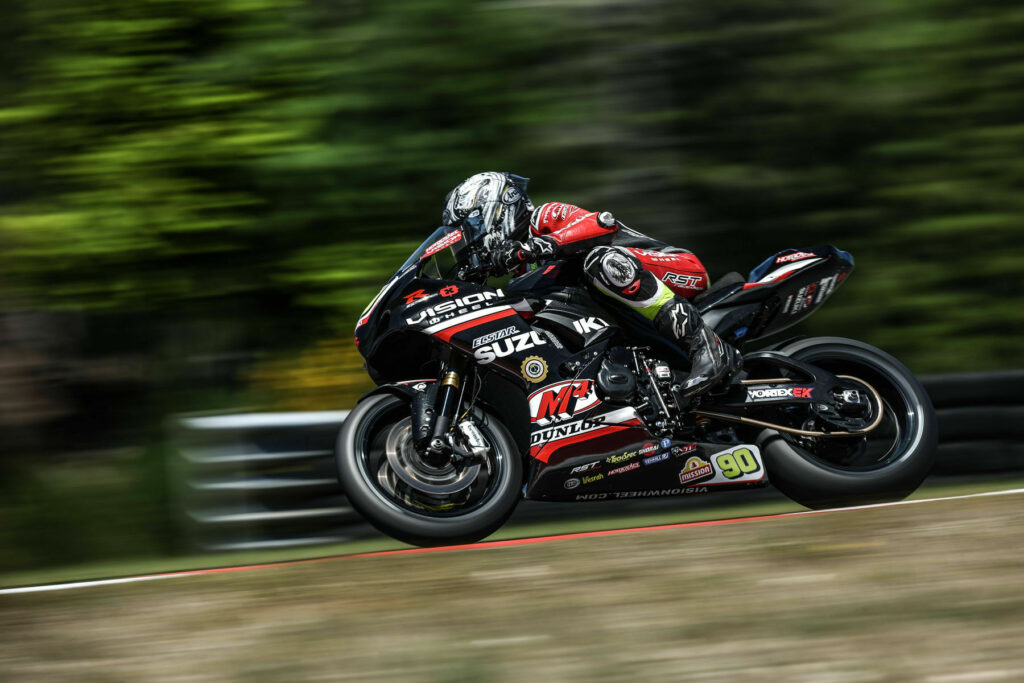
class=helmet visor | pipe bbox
[460,199,505,244]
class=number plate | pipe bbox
[678,445,766,486]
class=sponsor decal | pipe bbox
[660,437,672,449]
[581,473,604,485]
[643,452,670,466]
[405,290,503,325]
[529,380,601,426]
[474,331,547,364]
[673,442,698,458]
[537,202,572,224]
[501,185,522,204]
[472,325,518,349]
[569,461,601,475]
[662,272,703,289]
[630,248,680,263]
[529,407,643,462]
[678,456,715,485]
[422,230,463,259]
[745,386,813,402]
[403,289,428,305]
[531,420,604,447]
[816,274,839,304]
[606,450,637,465]
[789,285,813,315]
[576,493,607,501]
[608,461,641,476]
[775,251,817,264]
[521,356,549,383]
[572,317,609,335]
[713,446,762,480]
[563,478,580,490]
[439,285,459,298]
[638,442,659,456]
[757,258,823,285]
[611,487,708,498]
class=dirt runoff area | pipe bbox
[2,494,1023,682]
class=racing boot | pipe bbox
[654,298,742,399]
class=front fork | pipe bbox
[415,358,484,467]
[425,366,463,461]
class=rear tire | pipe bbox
[757,337,937,509]
[337,393,523,547]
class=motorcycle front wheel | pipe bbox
[336,393,522,547]
[756,337,937,509]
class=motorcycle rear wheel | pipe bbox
[337,393,522,547]
[756,337,937,509]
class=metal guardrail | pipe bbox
[173,372,1024,550]
[923,371,1024,475]
[173,412,361,550]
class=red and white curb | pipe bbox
[3,487,1023,596]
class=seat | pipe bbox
[693,271,747,311]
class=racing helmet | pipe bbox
[441,172,533,249]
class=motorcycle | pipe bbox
[338,222,937,547]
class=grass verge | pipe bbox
[1,476,1021,590]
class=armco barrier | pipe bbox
[173,371,1024,550]
[173,412,362,550]
[922,371,1024,475]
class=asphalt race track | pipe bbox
[4,486,1022,596]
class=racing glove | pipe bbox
[491,237,556,272]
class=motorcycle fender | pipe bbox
[359,380,438,444]
[359,379,437,403]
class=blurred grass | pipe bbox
[2,475,1020,590]
[2,488,1023,680]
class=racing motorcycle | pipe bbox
[339,222,937,547]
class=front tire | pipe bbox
[757,337,937,509]
[337,393,523,547]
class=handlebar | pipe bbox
[458,246,497,283]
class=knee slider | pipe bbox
[586,246,640,289]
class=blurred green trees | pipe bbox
[0,0,1021,415]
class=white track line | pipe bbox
[3,486,1023,596]
[0,573,187,595]
[782,486,1024,517]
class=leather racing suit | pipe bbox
[499,202,740,398]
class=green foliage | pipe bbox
[0,0,1021,387]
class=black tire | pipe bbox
[336,393,523,547]
[756,337,937,509]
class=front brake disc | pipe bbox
[384,418,480,496]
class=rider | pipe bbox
[441,171,741,399]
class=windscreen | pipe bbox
[394,226,470,281]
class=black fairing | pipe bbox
[352,236,855,504]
